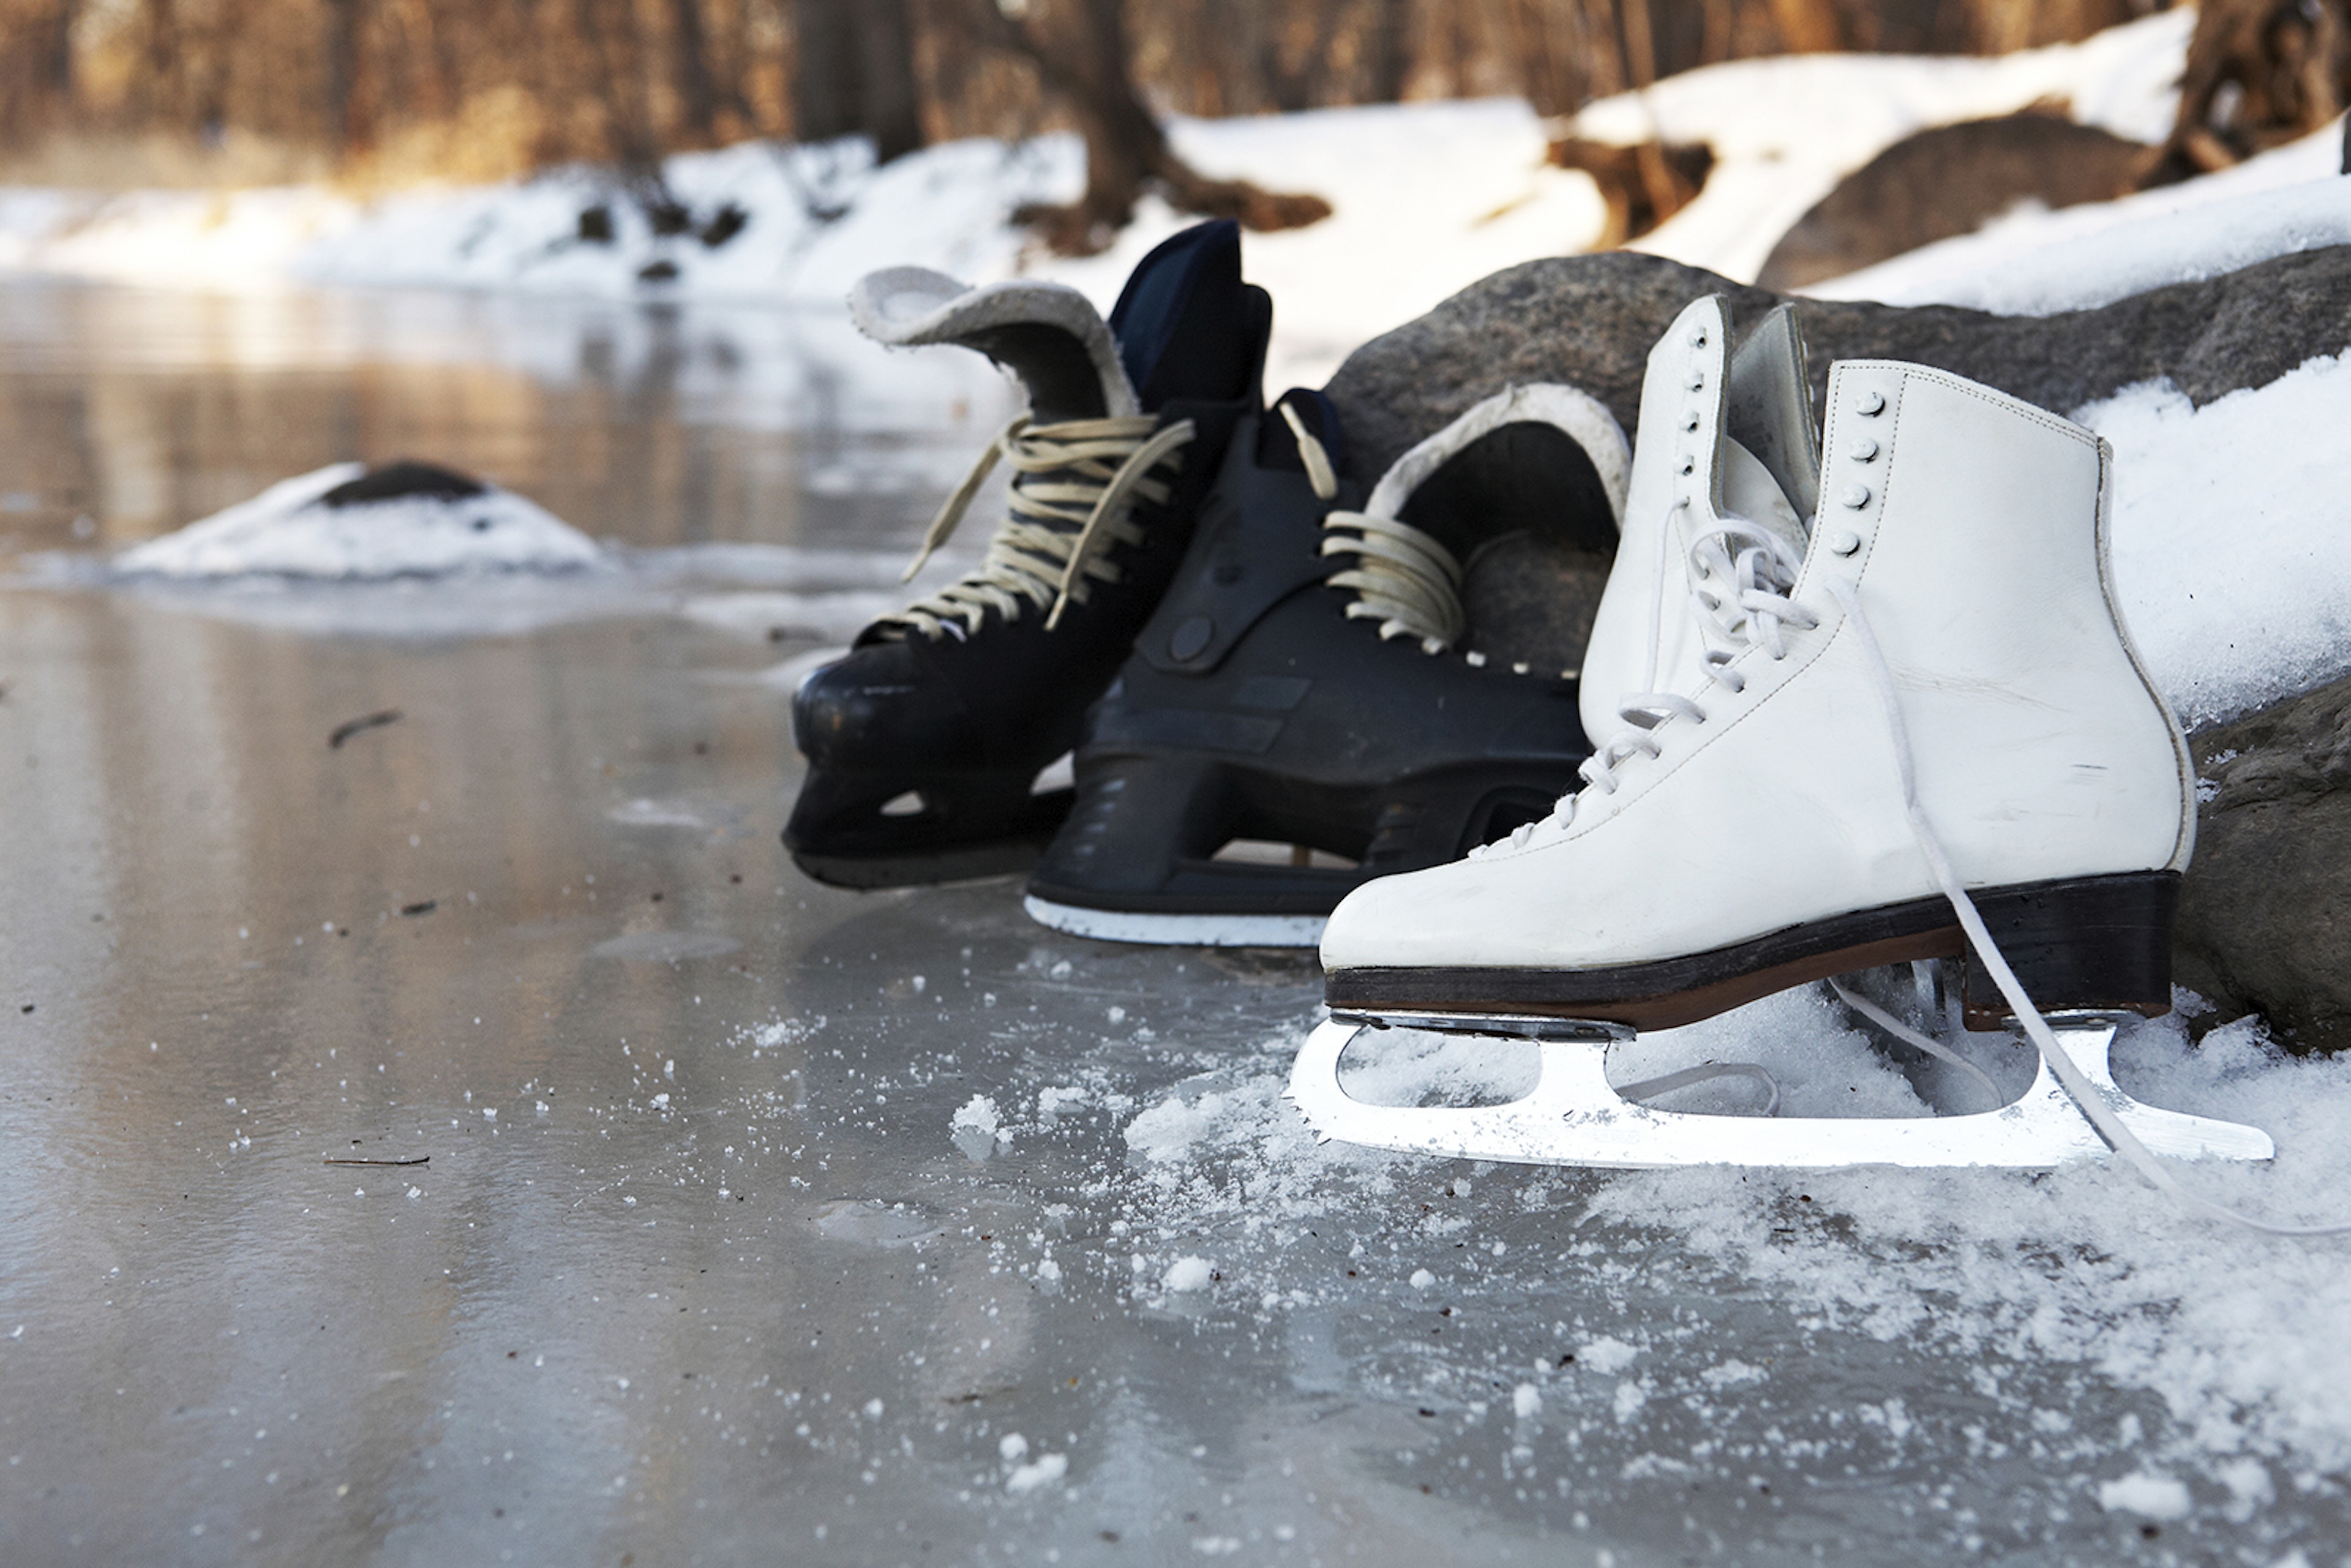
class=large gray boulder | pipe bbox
[1324,245,2351,1048]
[1324,245,2351,479]
[2179,677,2351,1052]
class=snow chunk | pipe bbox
[1163,1256,1215,1293]
[1408,1268,1436,1290]
[1004,1452,1067,1495]
[117,462,601,579]
[1512,1383,1543,1419]
[2083,354,2351,724]
[950,1094,1007,1161]
[1578,1337,1641,1375]
[2098,1471,2192,1521]
[998,1433,1028,1463]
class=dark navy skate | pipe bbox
[786,221,1270,888]
[1022,381,1630,945]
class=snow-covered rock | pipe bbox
[115,459,602,579]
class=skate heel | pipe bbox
[1959,871,2180,1030]
[784,767,1068,888]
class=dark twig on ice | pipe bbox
[328,709,403,749]
[323,1156,429,1166]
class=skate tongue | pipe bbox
[848,266,1136,424]
[1109,219,1268,413]
[1720,437,1807,557]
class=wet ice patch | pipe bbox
[812,1199,946,1250]
[116,460,602,579]
[590,931,741,962]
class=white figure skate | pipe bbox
[1289,298,2275,1171]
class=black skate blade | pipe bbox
[789,833,1058,891]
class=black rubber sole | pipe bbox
[1026,754,1570,918]
[1324,871,2180,1033]
[784,768,1071,890]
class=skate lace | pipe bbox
[1831,575,2351,1237]
[1283,402,1468,655]
[879,414,1196,640]
[1474,505,1819,858]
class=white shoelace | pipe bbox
[880,414,1196,640]
[1283,402,1468,656]
[1477,505,1818,859]
[1829,575,2351,1236]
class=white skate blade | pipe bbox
[1022,895,1324,948]
[1284,1016,2276,1169]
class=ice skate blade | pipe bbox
[1022,895,1324,948]
[1285,1017,2276,1169]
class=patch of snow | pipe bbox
[113,462,601,579]
[1513,1383,1543,1418]
[1579,1337,1641,1375]
[2085,351,2351,724]
[1163,1256,1215,1292]
[1810,124,2350,312]
[1580,9,2194,282]
[1004,1452,1067,1495]
[2098,1471,2193,1520]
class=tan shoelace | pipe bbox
[882,415,1196,640]
[1281,401,1468,655]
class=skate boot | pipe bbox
[1021,380,1630,946]
[1291,304,2274,1171]
[786,220,1270,888]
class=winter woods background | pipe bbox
[0,0,2304,174]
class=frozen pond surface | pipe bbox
[2,282,2350,1567]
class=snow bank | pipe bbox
[114,461,602,579]
[2088,351,2351,726]
[1805,122,2351,312]
[1578,8,2194,282]
[0,102,1605,391]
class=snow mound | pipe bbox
[1580,8,2194,282]
[1810,123,2350,312]
[2098,1471,2194,1520]
[2087,351,2351,725]
[115,461,602,579]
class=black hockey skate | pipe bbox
[1022,381,1630,945]
[786,221,1270,888]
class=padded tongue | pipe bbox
[1720,438,1807,558]
[1108,219,1267,413]
[1370,384,1631,564]
[849,266,1136,424]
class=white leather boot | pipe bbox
[1320,352,2196,1033]
[1579,296,1817,737]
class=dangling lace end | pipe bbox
[1279,400,1340,501]
[902,418,1021,583]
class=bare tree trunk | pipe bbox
[667,0,720,141]
[793,0,921,160]
[1365,0,1415,102]
[1765,0,1841,54]
[858,0,923,161]
[2150,0,2349,184]
[321,0,370,152]
[955,0,1330,254]
[792,0,858,140]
